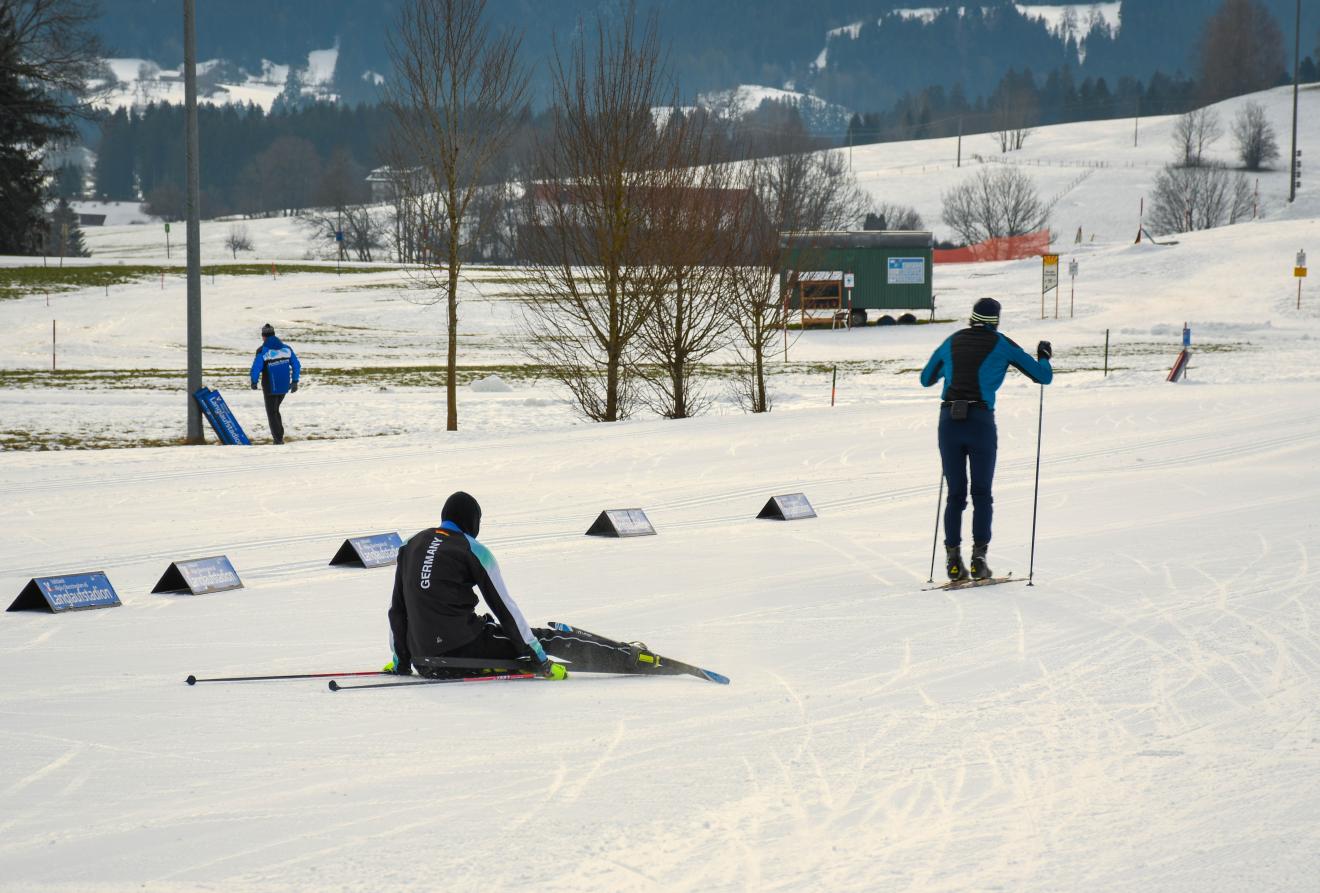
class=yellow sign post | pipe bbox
[1298,250,1309,310]
[1041,254,1059,319]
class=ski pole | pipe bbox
[1027,384,1045,586]
[329,672,537,692]
[186,670,389,685]
[927,473,944,583]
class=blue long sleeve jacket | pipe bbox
[250,336,301,395]
[920,325,1051,409]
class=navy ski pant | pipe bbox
[263,392,286,444]
[421,618,638,676]
[938,404,998,547]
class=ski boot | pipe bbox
[945,546,966,582]
[969,543,992,580]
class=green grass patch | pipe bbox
[0,263,400,300]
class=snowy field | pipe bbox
[2,85,1320,891]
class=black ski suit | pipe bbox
[387,521,638,676]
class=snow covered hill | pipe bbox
[1,84,1319,891]
[94,45,344,113]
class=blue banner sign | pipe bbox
[152,555,243,595]
[193,387,251,445]
[329,532,404,568]
[7,572,122,613]
[757,493,817,521]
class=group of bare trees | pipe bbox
[1148,163,1254,234]
[1150,93,1278,235]
[386,0,868,426]
[519,17,872,421]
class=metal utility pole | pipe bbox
[956,115,963,167]
[183,0,204,443]
[1289,0,1300,203]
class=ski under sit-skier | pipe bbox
[920,298,1052,581]
[385,492,651,679]
[249,323,301,445]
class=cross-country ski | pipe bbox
[921,575,1025,593]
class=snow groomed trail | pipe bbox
[2,378,1319,892]
[3,82,1320,891]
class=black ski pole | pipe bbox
[329,672,537,692]
[187,670,389,685]
[1027,384,1045,586]
[927,473,944,583]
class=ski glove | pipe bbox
[1037,340,1052,360]
[251,382,259,390]
[382,659,412,676]
[291,381,299,393]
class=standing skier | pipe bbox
[920,298,1052,581]
[385,492,648,678]
[249,323,300,445]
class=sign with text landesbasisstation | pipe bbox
[7,572,122,613]
[329,532,405,568]
[152,556,243,595]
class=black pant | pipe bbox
[421,620,637,677]
[263,392,286,444]
[938,404,997,546]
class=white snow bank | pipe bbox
[470,374,514,393]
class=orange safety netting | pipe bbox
[934,230,1051,264]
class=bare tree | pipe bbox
[1199,0,1286,102]
[224,224,253,259]
[315,148,370,214]
[340,205,386,262]
[298,205,385,261]
[1231,101,1279,170]
[941,165,1047,245]
[724,135,868,414]
[864,202,923,230]
[386,0,528,431]
[5,0,103,102]
[237,136,322,217]
[1171,107,1223,167]
[517,10,686,422]
[990,70,1038,153]
[632,121,739,419]
[1148,163,1254,234]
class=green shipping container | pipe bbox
[778,230,934,327]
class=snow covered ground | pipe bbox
[1,86,1319,890]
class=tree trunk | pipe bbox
[446,238,459,431]
[754,349,767,413]
[671,274,687,418]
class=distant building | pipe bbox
[365,166,425,204]
[77,213,107,227]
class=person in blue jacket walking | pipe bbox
[920,298,1052,581]
[250,323,301,445]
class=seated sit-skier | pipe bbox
[920,298,1053,581]
[385,491,646,678]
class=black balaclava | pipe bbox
[442,491,482,538]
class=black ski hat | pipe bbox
[261,323,275,338]
[442,491,482,538]
[970,298,1000,327]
